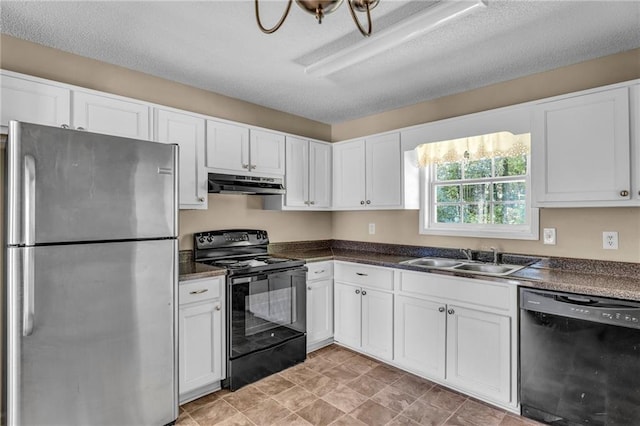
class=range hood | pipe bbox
[208,173,285,195]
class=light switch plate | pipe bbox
[543,228,556,245]
[603,231,619,250]
[368,223,376,235]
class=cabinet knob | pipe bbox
[61,124,70,129]
[447,308,455,315]
[250,165,256,170]
[308,286,312,290]
[355,289,361,295]
[304,201,310,205]
[215,305,221,311]
[620,190,630,197]
[360,201,365,205]
[361,290,367,296]
[76,126,85,131]
[366,200,371,204]
[242,164,249,169]
[438,307,445,313]
[198,197,205,202]
[309,201,315,205]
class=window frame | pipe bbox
[419,153,539,240]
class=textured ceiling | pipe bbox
[1,1,639,124]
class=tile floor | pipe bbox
[177,345,542,426]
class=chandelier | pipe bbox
[255,0,380,37]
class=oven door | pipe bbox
[229,267,306,360]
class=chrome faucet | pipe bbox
[490,247,501,265]
[460,248,474,261]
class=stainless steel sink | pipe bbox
[401,256,525,276]
[403,258,463,268]
[452,263,523,276]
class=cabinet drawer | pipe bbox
[307,261,333,281]
[398,271,511,311]
[334,262,393,291]
[179,277,222,305]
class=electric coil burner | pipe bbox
[194,229,307,391]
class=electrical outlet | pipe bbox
[368,223,376,235]
[603,231,619,250]
[543,228,557,245]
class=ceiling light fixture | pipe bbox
[305,0,487,77]
[255,0,380,37]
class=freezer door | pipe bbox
[5,240,177,426]
[6,121,177,245]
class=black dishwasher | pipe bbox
[520,288,640,425]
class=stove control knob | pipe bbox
[198,237,205,244]
[207,236,213,242]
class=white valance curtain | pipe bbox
[415,131,531,167]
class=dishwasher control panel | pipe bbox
[521,288,640,330]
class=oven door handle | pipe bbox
[230,267,307,285]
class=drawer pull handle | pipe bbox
[314,270,325,274]
[356,272,368,276]
[438,307,445,313]
[189,289,209,295]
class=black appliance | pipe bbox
[520,288,640,425]
[194,229,307,391]
[207,173,285,195]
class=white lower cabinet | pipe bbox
[445,304,511,403]
[394,271,518,410]
[178,277,225,403]
[394,295,446,380]
[306,261,334,350]
[333,262,394,361]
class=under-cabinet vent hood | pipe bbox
[207,173,285,195]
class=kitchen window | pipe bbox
[418,132,539,240]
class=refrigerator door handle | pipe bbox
[23,247,35,336]
[24,154,36,245]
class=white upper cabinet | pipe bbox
[73,91,151,140]
[205,120,250,173]
[532,86,634,206]
[333,133,402,209]
[205,121,284,177]
[279,136,331,210]
[250,129,285,176]
[1,73,71,129]
[156,109,207,209]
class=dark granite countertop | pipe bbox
[178,261,226,282]
[271,243,640,302]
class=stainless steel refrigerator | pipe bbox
[2,121,179,425]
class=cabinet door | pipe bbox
[250,129,285,175]
[205,120,250,173]
[333,140,366,209]
[394,295,446,379]
[72,91,150,139]
[307,278,334,346]
[446,305,511,404]
[156,109,207,209]
[179,299,223,397]
[334,282,362,348]
[366,133,402,208]
[285,136,310,208]
[361,288,393,361]
[1,74,71,128]
[533,88,630,204]
[631,85,640,202]
[309,141,332,208]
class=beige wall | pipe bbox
[331,48,640,263]
[179,195,332,251]
[2,36,639,262]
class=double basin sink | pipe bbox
[401,257,525,276]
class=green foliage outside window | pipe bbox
[434,155,528,225]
